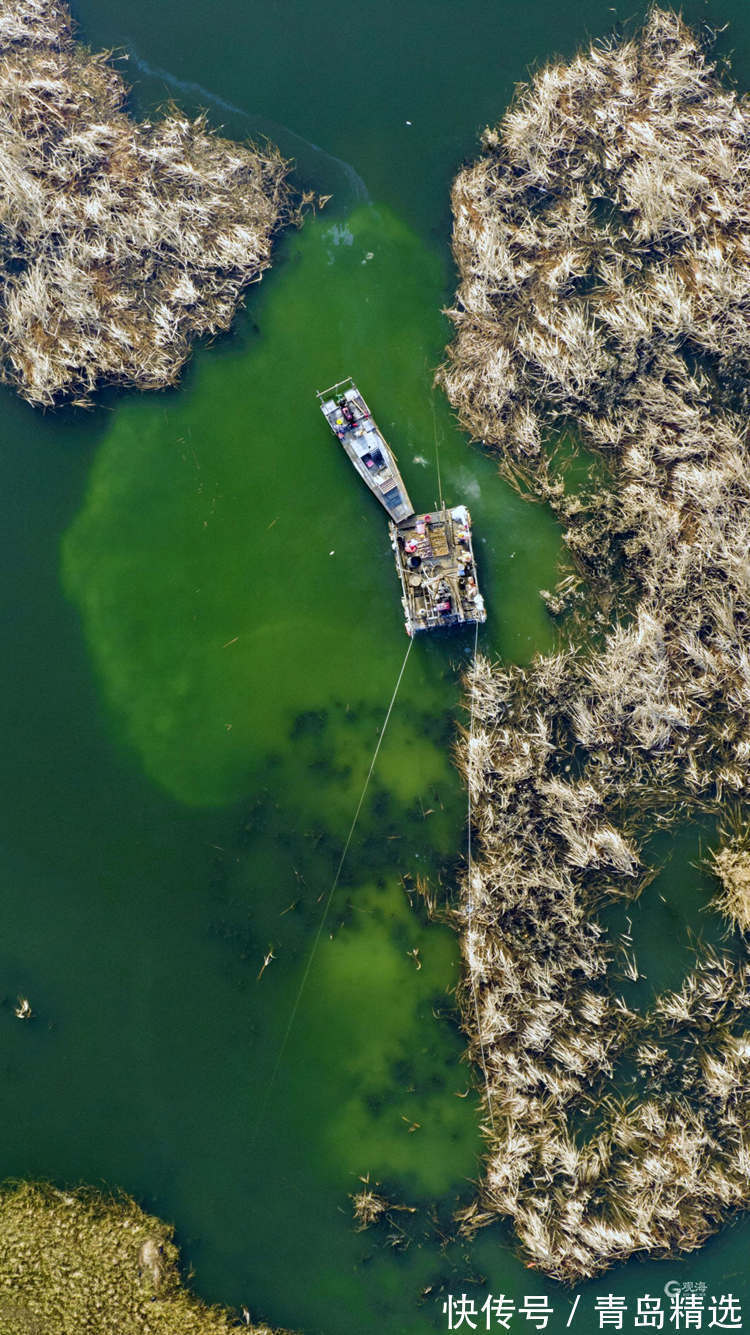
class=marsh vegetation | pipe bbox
[440,7,750,1283]
[0,1182,284,1334]
[0,0,295,407]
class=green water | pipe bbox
[2,1,750,1331]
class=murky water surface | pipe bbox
[2,0,749,1330]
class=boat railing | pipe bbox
[316,377,356,403]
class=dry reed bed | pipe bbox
[0,0,296,407]
[0,1181,285,1334]
[439,8,750,1283]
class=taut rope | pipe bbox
[465,620,496,1130]
[250,635,414,1144]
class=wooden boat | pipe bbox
[391,505,486,636]
[317,378,414,524]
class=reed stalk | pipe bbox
[0,0,298,407]
[0,1181,288,1333]
[440,7,750,1283]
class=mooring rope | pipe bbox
[465,619,496,1131]
[250,634,414,1144]
[430,390,445,515]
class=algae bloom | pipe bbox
[0,0,294,407]
[62,204,453,810]
[440,7,750,1284]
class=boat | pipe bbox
[317,378,414,524]
[391,505,486,636]
[316,377,487,636]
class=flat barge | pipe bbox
[317,378,487,636]
[391,505,485,635]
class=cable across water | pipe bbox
[430,389,445,514]
[250,634,414,1144]
[465,619,496,1131]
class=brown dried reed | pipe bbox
[709,814,750,934]
[440,7,750,1284]
[0,1180,287,1333]
[0,0,296,407]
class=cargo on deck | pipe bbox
[317,377,486,636]
[391,505,486,636]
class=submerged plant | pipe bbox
[0,0,297,407]
[440,7,750,1284]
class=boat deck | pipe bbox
[317,379,414,524]
[390,505,486,635]
[317,377,488,636]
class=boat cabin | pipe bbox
[317,378,414,524]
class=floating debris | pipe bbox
[351,1174,417,1244]
[351,1175,391,1230]
[440,7,750,1284]
[257,947,275,981]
